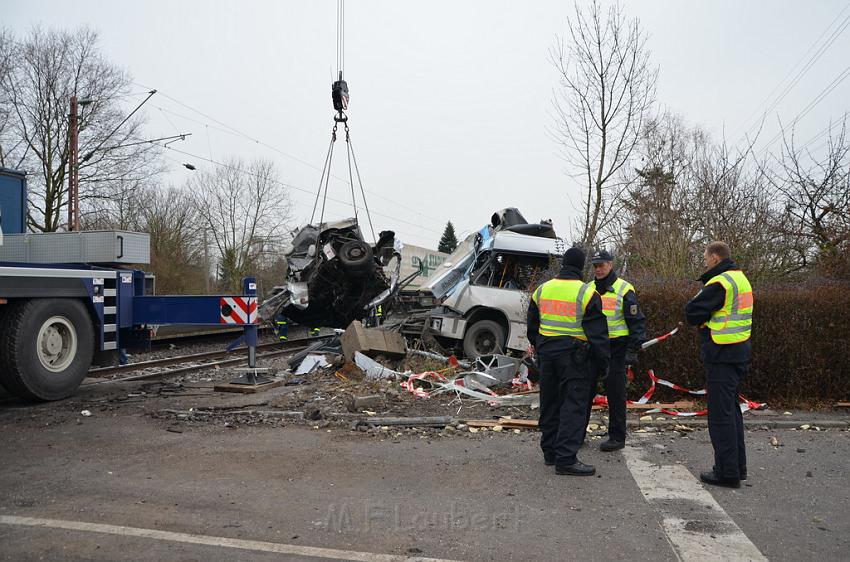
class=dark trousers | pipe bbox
[539,350,591,466]
[584,343,626,441]
[706,362,748,479]
[602,339,628,442]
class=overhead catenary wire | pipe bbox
[82,89,157,162]
[158,144,442,238]
[147,102,445,242]
[159,149,434,244]
[756,61,850,156]
[735,4,850,147]
[804,115,849,154]
[140,89,447,226]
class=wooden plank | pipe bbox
[627,401,695,410]
[465,418,538,429]
[466,420,502,428]
[498,419,538,427]
[213,379,286,394]
[589,401,695,411]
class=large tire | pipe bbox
[339,240,375,277]
[0,299,94,401]
[0,303,9,395]
[462,319,506,359]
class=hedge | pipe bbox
[630,279,850,406]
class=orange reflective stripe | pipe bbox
[738,291,753,309]
[539,299,577,317]
[601,296,618,311]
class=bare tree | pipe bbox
[0,28,19,167]
[0,27,161,232]
[769,120,850,278]
[618,112,804,281]
[189,157,291,292]
[691,140,801,281]
[140,185,208,294]
[550,0,657,248]
[614,113,704,279]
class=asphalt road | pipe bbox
[1,410,848,561]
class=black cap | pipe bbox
[591,249,614,264]
[562,247,586,269]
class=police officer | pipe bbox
[527,247,610,476]
[366,304,383,328]
[590,250,647,452]
[686,241,753,488]
[274,313,289,342]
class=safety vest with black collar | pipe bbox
[599,278,635,339]
[705,270,753,344]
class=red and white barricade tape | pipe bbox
[619,366,765,416]
[400,371,448,399]
[398,325,767,415]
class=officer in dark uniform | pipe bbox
[589,250,647,452]
[274,313,289,342]
[686,241,753,488]
[527,247,610,476]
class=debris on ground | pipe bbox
[341,320,407,361]
[294,354,331,375]
[354,352,405,380]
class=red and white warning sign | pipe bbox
[219,297,258,325]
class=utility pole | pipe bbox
[204,229,211,293]
[68,96,80,231]
[66,90,154,232]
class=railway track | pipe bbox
[83,336,335,385]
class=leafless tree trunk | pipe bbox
[550,0,657,248]
[189,157,291,292]
[0,27,162,232]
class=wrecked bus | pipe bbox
[418,209,564,358]
[258,218,403,329]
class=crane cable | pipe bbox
[310,0,377,243]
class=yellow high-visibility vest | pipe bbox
[705,270,753,344]
[532,279,593,340]
[600,278,634,339]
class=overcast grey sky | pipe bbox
[4,1,849,248]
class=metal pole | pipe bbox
[68,96,80,231]
[244,277,258,380]
[204,230,211,293]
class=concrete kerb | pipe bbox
[155,408,850,431]
[627,418,850,430]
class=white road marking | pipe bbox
[622,446,767,562]
[0,515,464,562]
